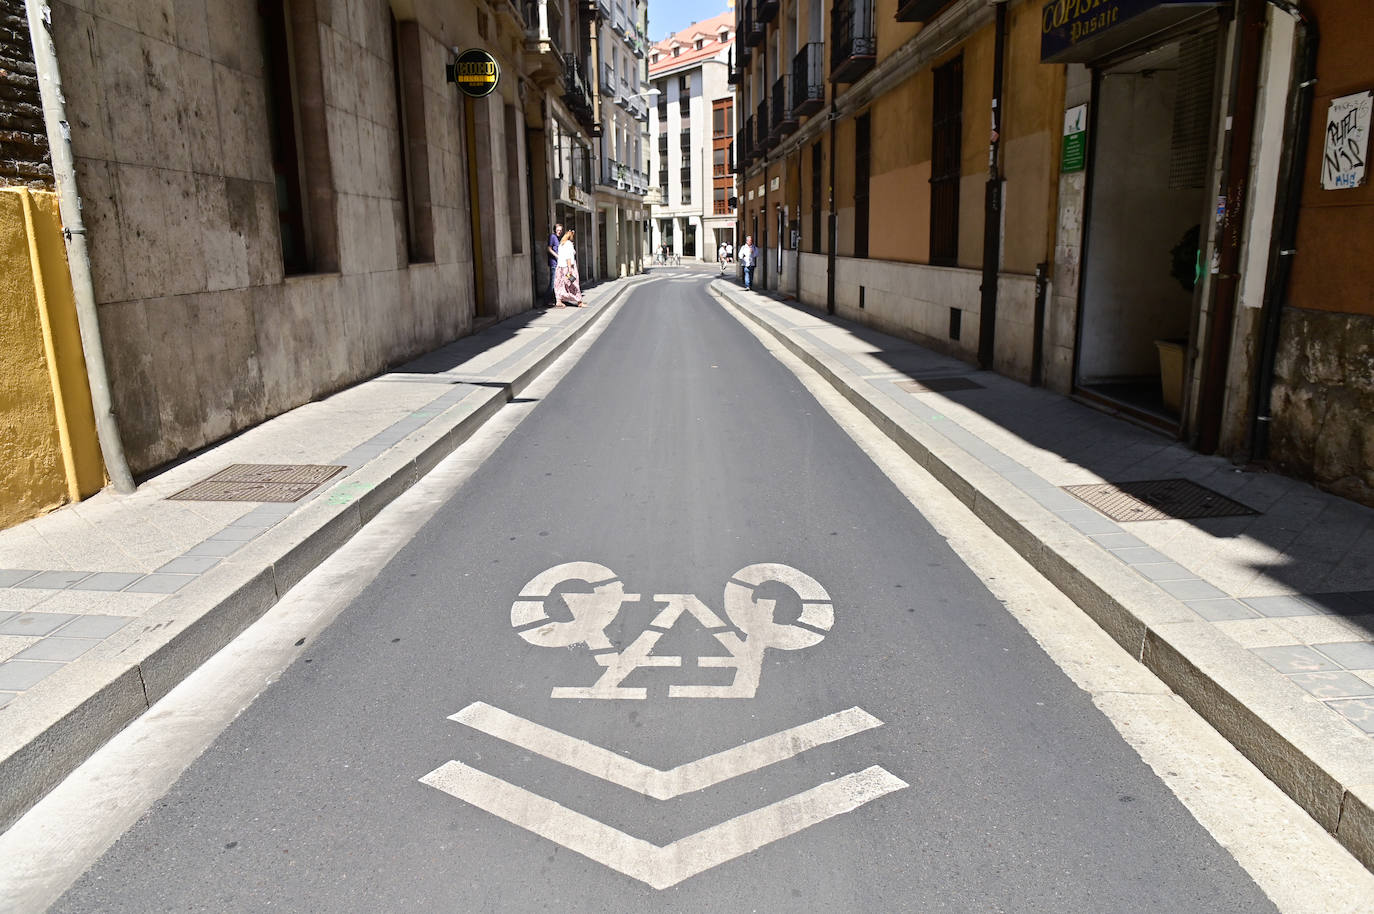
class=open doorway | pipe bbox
[1075,34,1217,427]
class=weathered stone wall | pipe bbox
[0,0,51,188]
[48,0,533,474]
[1268,308,1374,506]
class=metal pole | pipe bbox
[977,0,1008,371]
[23,0,135,493]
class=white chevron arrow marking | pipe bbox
[451,702,883,799]
[420,762,908,890]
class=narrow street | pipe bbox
[39,272,1283,912]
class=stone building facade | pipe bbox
[592,0,651,279]
[13,0,646,483]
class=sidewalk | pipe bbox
[0,276,645,831]
[710,279,1374,871]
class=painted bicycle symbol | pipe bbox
[510,562,834,699]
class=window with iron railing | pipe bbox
[930,55,962,265]
[854,112,870,258]
[791,43,824,117]
[830,0,876,80]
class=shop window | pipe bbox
[930,55,962,266]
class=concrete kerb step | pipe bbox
[708,279,1374,873]
[0,278,646,833]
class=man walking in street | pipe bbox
[739,235,758,291]
[545,223,563,307]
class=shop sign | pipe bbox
[449,48,500,99]
[1322,91,1370,190]
[1040,0,1218,64]
[1061,104,1087,173]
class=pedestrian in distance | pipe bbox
[718,240,728,272]
[738,235,759,291]
[554,230,584,307]
[545,222,563,307]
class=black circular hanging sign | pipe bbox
[453,48,500,98]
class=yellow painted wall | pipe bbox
[864,7,1063,272]
[0,189,105,529]
[870,72,932,262]
[1000,0,1064,273]
[876,0,923,65]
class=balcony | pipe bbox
[791,43,824,118]
[771,76,795,139]
[757,98,772,152]
[727,48,738,86]
[741,119,754,165]
[601,64,616,97]
[830,0,876,84]
[562,54,597,131]
[758,0,779,24]
[894,0,950,22]
[523,0,566,84]
[744,2,764,47]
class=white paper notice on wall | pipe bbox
[1322,90,1371,190]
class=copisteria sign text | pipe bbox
[1040,0,1218,63]
[448,48,500,98]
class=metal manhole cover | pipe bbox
[896,377,985,394]
[168,464,346,503]
[1063,479,1258,522]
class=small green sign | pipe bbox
[1061,103,1087,173]
[1061,132,1086,172]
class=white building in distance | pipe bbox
[648,12,736,262]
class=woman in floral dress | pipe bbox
[554,230,583,307]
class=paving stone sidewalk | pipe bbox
[0,277,641,830]
[712,279,1374,870]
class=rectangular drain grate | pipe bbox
[169,464,346,503]
[896,377,985,394]
[1063,479,1259,522]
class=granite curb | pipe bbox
[0,279,643,832]
[711,279,1374,872]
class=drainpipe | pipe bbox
[976,0,1008,371]
[826,100,837,314]
[1248,1,1317,462]
[1195,0,1267,454]
[24,0,135,494]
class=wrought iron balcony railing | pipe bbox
[744,0,764,47]
[756,98,770,152]
[830,0,876,84]
[758,0,779,24]
[771,76,795,138]
[791,43,824,118]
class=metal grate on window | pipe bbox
[1169,34,1217,189]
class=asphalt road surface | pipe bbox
[50,272,1277,912]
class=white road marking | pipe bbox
[518,563,836,698]
[0,288,640,913]
[420,762,907,890]
[451,702,883,799]
[714,285,1374,913]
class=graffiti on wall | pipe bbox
[1322,91,1371,191]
